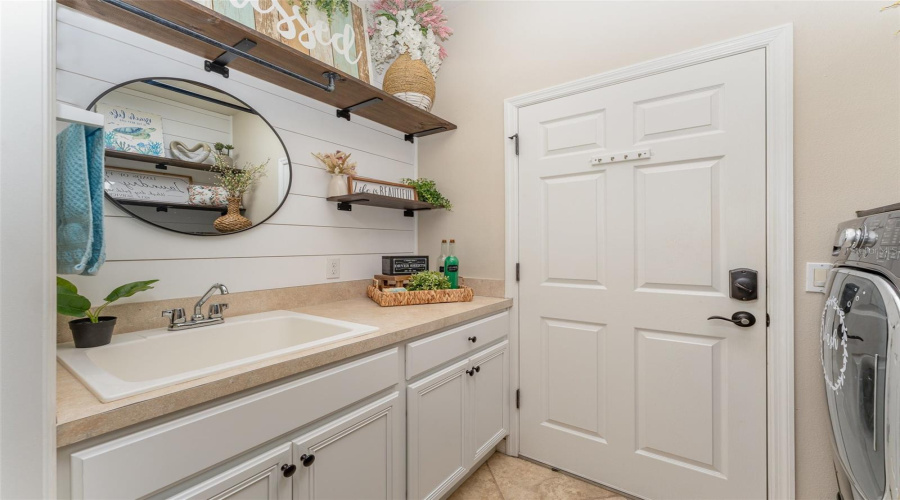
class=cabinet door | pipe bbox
[169,444,291,500]
[469,340,510,465]
[292,393,401,500]
[407,360,469,500]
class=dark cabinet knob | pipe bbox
[281,464,297,477]
[474,365,480,373]
[466,368,475,376]
[468,336,477,343]
[300,454,315,467]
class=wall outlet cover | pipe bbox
[326,258,340,279]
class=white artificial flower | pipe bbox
[369,8,443,78]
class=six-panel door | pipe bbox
[292,393,401,500]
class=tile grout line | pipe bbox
[485,454,507,500]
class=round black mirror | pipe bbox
[89,78,291,235]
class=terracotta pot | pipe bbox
[214,197,251,233]
[328,174,348,198]
[382,53,436,111]
[69,317,116,348]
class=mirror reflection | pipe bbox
[91,79,291,235]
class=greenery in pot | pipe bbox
[57,277,159,322]
[401,177,452,210]
[214,143,234,156]
[58,277,159,348]
[405,271,451,291]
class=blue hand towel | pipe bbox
[57,124,106,275]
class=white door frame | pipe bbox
[503,25,794,499]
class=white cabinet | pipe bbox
[469,342,510,464]
[407,340,509,500]
[292,393,402,500]
[170,445,292,500]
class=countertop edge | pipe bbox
[57,297,513,448]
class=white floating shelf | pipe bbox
[56,102,104,130]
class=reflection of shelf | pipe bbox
[59,0,455,140]
[327,193,437,217]
[57,102,104,130]
[105,150,214,172]
[115,199,241,215]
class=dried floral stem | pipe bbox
[211,154,268,198]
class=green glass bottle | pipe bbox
[444,239,459,289]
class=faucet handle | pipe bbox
[208,303,229,319]
[162,308,186,325]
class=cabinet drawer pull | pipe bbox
[300,454,316,467]
[466,368,475,376]
[281,464,297,477]
[468,336,477,343]
[474,365,480,373]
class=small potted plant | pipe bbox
[313,151,358,197]
[211,155,268,233]
[214,143,235,167]
[57,277,158,348]
[401,177,452,210]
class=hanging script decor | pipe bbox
[194,0,373,83]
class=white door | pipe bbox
[169,445,292,500]
[292,393,401,500]
[407,360,469,500]
[518,49,767,499]
[469,340,510,465]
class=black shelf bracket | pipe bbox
[156,206,168,213]
[336,97,383,121]
[205,38,257,78]
[155,163,168,170]
[404,209,414,217]
[337,202,353,212]
[404,127,448,144]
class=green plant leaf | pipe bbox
[103,280,159,303]
[406,271,451,291]
[57,285,90,318]
[57,276,78,294]
[401,178,452,211]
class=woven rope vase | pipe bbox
[214,197,251,233]
[383,53,436,111]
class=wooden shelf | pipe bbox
[59,0,456,139]
[327,193,437,216]
[106,150,214,172]
[115,199,241,214]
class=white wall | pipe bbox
[57,5,416,304]
[418,2,900,499]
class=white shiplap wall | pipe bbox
[57,6,416,303]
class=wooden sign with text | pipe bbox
[348,176,417,201]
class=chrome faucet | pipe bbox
[162,283,229,331]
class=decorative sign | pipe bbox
[97,104,165,157]
[348,176,417,201]
[194,0,373,83]
[104,167,192,205]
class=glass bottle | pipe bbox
[444,239,459,289]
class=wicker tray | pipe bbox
[367,276,474,307]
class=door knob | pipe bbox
[299,454,315,467]
[281,464,297,477]
[707,311,756,327]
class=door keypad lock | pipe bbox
[730,268,758,301]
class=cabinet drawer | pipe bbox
[406,312,508,380]
[70,348,399,500]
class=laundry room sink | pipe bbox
[57,311,379,402]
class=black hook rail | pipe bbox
[100,0,340,93]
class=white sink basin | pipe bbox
[57,311,378,402]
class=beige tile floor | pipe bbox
[449,452,628,500]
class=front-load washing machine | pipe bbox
[824,205,900,500]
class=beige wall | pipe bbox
[418,2,900,498]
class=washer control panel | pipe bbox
[834,212,900,262]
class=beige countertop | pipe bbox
[57,296,512,448]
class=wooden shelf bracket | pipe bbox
[99,0,340,93]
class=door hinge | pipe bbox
[766,313,770,327]
[509,133,519,156]
[516,389,520,409]
[516,263,520,282]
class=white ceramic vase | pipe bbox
[327,174,348,198]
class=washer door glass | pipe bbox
[823,269,894,500]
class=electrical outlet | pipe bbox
[326,258,340,279]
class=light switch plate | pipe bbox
[806,263,833,293]
[326,258,340,279]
